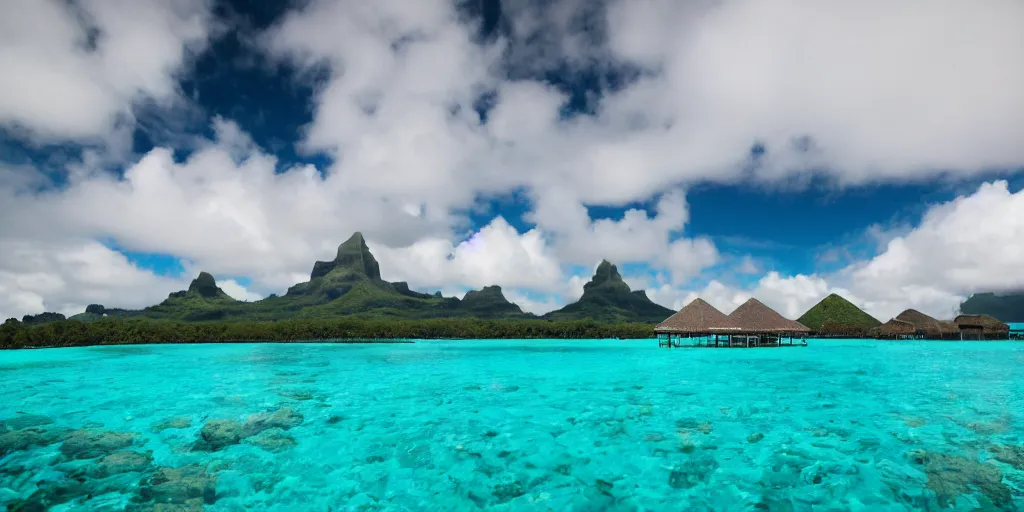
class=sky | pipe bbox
[2,0,1024,323]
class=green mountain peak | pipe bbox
[584,260,629,293]
[310,232,382,280]
[188,272,224,298]
[545,259,673,323]
[797,293,880,333]
[461,285,524,316]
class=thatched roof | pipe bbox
[895,309,960,337]
[655,298,742,333]
[875,318,916,336]
[728,298,811,333]
[954,314,1009,333]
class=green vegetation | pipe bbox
[65,233,535,323]
[544,260,674,323]
[5,233,676,347]
[0,317,655,349]
[797,293,881,335]
[960,292,1024,322]
[21,312,67,325]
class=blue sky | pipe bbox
[1,0,1023,321]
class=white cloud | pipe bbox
[0,0,215,143]
[835,180,1024,320]
[600,0,1024,187]
[736,255,761,275]
[527,187,720,283]
[371,216,565,293]
[643,180,1024,323]
[503,290,565,316]
[2,1,1024,323]
[0,118,456,291]
[0,239,186,320]
[644,273,833,319]
[218,278,262,303]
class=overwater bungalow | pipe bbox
[727,298,811,346]
[654,298,742,347]
[894,309,961,340]
[953,314,1010,340]
[655,297,809,348]
[872,318,918,339]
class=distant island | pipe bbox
[1,233,670,348]
[3,232,1021,349]
[959,292,1024,322]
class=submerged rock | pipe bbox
[243,428,297,453]
[948,415,1012,436]
[6,470,129,511]
[0,414,54,430]
[60,429,136,460]
[196,408,304,451]
[492,480,526,504]
[906,449,1011,508]
[675,419,713,435]
[6,481,91,511]
[138,464,218,505]
[668,454,719,489]
[988,444,1024,470]
[276,390,314,401]
[901,415,927,428]
[126,499,205,512]
[153,417,192,432]
[197,420,247,451]
[244,408,304,432]
[0,427,64,457]
[73,450,154,479]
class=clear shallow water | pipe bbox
[1,339,1023,511]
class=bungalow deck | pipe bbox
[655,297,810,348]
[1010,323,1024,340]
[657,333,807,348]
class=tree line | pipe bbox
[0,317,656,349]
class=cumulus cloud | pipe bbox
[528,187,720,283]
[601,0,1024,185]
[258,0,1024,209]
[371,217,565,293]
[0,239,187,319]
[642,181,1024,322]
[2,0,1024,323]
[836,180,1024,319]
[0,0,216,143]
[218,279,263,303]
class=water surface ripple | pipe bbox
[2,340,1023,510]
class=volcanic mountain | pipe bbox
[544,260,674,323]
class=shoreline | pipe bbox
[13,338,418,350]
[0,317,658,349]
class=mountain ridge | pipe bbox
[959,292,1024,322]
[39,234,670,325]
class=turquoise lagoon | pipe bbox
[2,339,1024,511]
